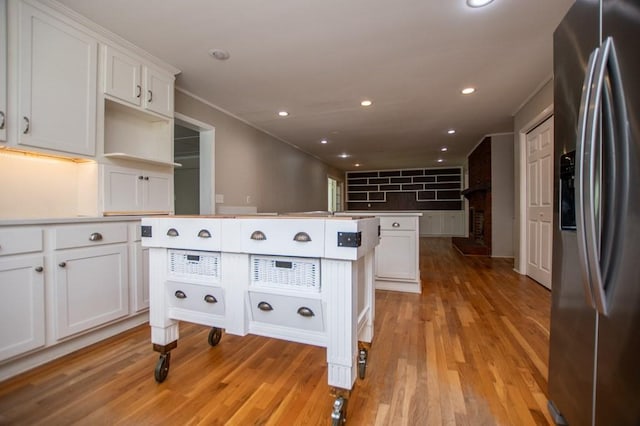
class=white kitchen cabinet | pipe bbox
[52,223,129,340]
[376,230,418,282]
[103,45,174,118]
[0,255,45,362]
[419,210,465,236]
[0,0,6,143]
[442,211,465,236]
[16,1,97,156]
[338,212,422,293]
[374,215,421,293]
[0,226,45,362]
[102,165,172,214]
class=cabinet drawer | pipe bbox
[166,282,225,316]
[0,228,43,256]
[379,216,417,231]
[240,219,325,257]
[143,218,222,251]
[53,223,128,249]
[249,292,324,332]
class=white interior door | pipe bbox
[526,116,554,288]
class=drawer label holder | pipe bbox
[337,231,362,248]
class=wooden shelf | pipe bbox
[103,153,182,167]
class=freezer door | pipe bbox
[549,1,600,425]
[595,2,640,425]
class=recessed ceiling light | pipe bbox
[320,139,328,144]
[437,159,444,163]
[354,163,361,167]
[441,147,448,152]
[360,100,372,107]
[339,153,350,158]
[278,111,289,117]
[208,49,230,60]
[461,87,476,95]
[447,129,456,134]
[466,0,494,7]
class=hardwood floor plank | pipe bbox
[0,238,552,425]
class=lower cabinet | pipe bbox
[419,210,465,236]
[0,255,45,362]
[375,230,418,282]
[53,244,128,339]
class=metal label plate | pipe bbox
[337,231,362,248]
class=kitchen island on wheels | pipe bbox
[141,214,379,424]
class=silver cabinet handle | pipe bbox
[392,222,400,228]
[144,176,149,181]
[174,290,187,299]
[198,229,212,238]
[166,228,179,237]
[89,232,103,242]
[136,85,142,98]
[148,90,153,103]
[35,266,44,273]
[257,301,273,311]
[293,231,312,242]
[297,307,315,317]
[204,294,217,304]
[250,230,267,241]
[58,262,66,268]
[0,111,5,130]
[23,117,30,134]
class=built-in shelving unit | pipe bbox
[346,167,463,211]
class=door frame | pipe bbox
[516,104,553,275]
[174,112,215,214]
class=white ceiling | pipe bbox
[57,0,574,171]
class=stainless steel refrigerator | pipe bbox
[549,0,640,425]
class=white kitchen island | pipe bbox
[338,212,422,293]
[141,214,379,424]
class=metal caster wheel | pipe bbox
[358,348,368,379]
[208,327,222,347]
[331,396,346,425]
[154,353,171,383]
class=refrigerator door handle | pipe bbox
[575,47,599,309]
[584,37,630,316]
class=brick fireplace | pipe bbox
[453,137,492,255]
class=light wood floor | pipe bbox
[0,238,552,425]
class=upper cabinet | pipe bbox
[16,1,97,157]
[103,45,174,119]
[0,0,7,143]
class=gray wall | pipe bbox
[513,79,554,271]
[175,90,344,213]
[491,133,515,257]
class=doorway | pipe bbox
[173,113,215,215]
[525,116,554,288]
[327,177,343,212]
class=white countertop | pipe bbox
[0,215,145,226]
[338,211,423,217]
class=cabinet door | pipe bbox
[17,2,97,156]
[103,166,143,213]
[143,172,172,212]
[143,67,174,118]
[0,0,6,143]
[375,230,418,281]
[54,245,128,339]
[0,255,45,362]
[442,211,464,236]
[103,45,142,107]
[422,212,443,235]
